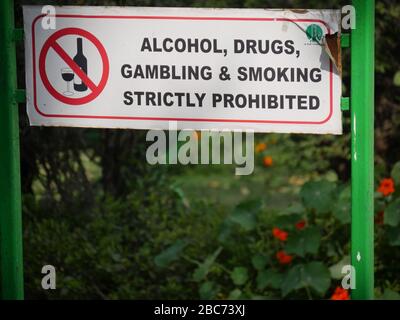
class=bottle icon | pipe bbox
[73,38,88,92]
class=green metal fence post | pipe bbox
[0,0,24,299]
[351,0,375,299]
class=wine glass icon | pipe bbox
[61,67,74,96]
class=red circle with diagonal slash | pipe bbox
[39,27,109,105]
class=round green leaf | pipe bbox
[391,161,400,185]
[303,262,331,296]
[257,269,283,290]
[229,199,263,231]
[281,265,303,296]
[199,281,219,299]
[228,289,242,300]
[281,262,330,297]
[300,181,336,213]
[333,186,351,224]
[231,267,249,286]
[229,212,257,231]
[251,254,269,271]
[285,227,321,257]
[384,199,400,227]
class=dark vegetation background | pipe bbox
[13,0,400,299]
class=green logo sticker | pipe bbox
[306,24,323,43]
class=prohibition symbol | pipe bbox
[39,27,109,105]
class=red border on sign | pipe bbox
[32,14,334,125]
[39,27,109,105]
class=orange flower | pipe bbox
[276,251,293,265]
[263,156,273,167]
[377,178,395,196]
[295,220,306,230]
[330,287,350,300]
[255,142,267,153]
[272,227,288,241]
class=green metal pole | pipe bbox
[0,0,24,299]
[351,0,375,299]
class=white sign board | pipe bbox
[23,6,342,134]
